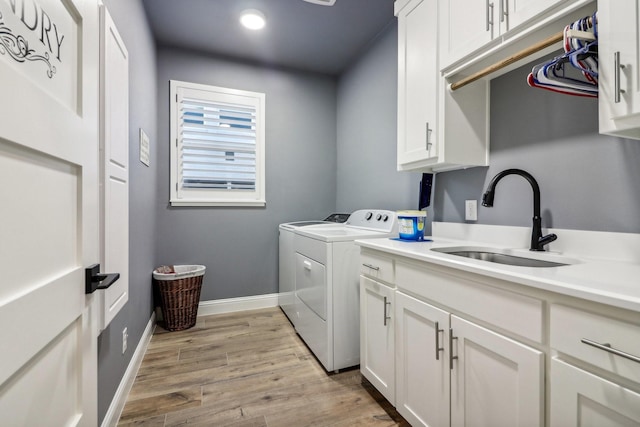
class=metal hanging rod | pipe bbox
[449,15,596,92]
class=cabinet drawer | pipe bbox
[396,261,543,343]
[360,251,394,284]
[551,304,640,383]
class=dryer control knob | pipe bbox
[382,214,389,222]
[365,212,373,220]
[376,214,382,221]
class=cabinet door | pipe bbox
[395,292,450,427]
[598,0,640,139]
[450,315,544,427]
[551,359,640,426]
[397,0,438,167]
[503,0,566,33]
[360,276,395,405]
[439,0,494,70]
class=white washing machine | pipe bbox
[278,213,350,325]
[293,209,398,372]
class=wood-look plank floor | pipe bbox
[118,307,410,427]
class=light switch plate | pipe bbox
[465,200,478,221]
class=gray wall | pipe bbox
[155,48,338,300]
[97,0,158,423]
[336,21,422,215]
[434,59,640,234]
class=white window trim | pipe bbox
[169,80,266,207]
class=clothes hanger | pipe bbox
[527,13,598,97]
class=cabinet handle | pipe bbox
[449,328,458,370]
[435,321,444,361]
[425,122,433,151]
[383,296,391,326]
[581,338,640,364]
[614,51,626,103]
[499,0,507,23]
[303,260,312,270]
[362,263,380,271]
[486,1,494,32]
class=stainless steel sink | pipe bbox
[431,247,574,268]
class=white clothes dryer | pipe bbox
[278,213,350,325]
[293,209,398,372]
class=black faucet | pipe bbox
[482,168,557,251]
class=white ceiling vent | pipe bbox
[303,0,337,6]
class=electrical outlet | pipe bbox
[122,327,128,354]
[465,200,478,221]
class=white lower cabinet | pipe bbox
[395,291,544,427]
[449,315,544,427]
[395,291,450,427]
[360,275,396,405]
[361,249,640,426]
[550,359,640,426]
[550,304,640,426]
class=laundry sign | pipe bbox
[0,0,79,110]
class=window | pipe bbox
[170,80,266,206]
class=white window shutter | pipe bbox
[170,81,266,206]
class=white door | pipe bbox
[100,4,129,330]
[450,315,544,427]
[0,0,100,425]
[395,291,450,427]
[360,276,395,405]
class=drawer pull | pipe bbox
[383,296,391,326]
[614,51,626,103]
[581,338,640,364]
[362,263,380,271]
[303,260,312,270]
[449,328,458,370]
[435,321,444,361]
[486,0,494,32]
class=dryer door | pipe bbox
[295,253,327,320]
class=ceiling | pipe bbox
[141,0,396,76]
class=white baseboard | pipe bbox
[101,312,156,427]
[198,293,279,317]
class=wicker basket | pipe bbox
[153,265,206,331]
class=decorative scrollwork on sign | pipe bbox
[0,12,56,78]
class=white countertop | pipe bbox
[356,222,640,313]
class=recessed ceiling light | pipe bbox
[303,0,337,5]
[240,9,266,30]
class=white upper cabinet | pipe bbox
[395,0,489,172]
[439,0,496,70]
[507,0,568,29]
[396,0,439,166]
[440,0,569,70]
[598,0,640,139]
